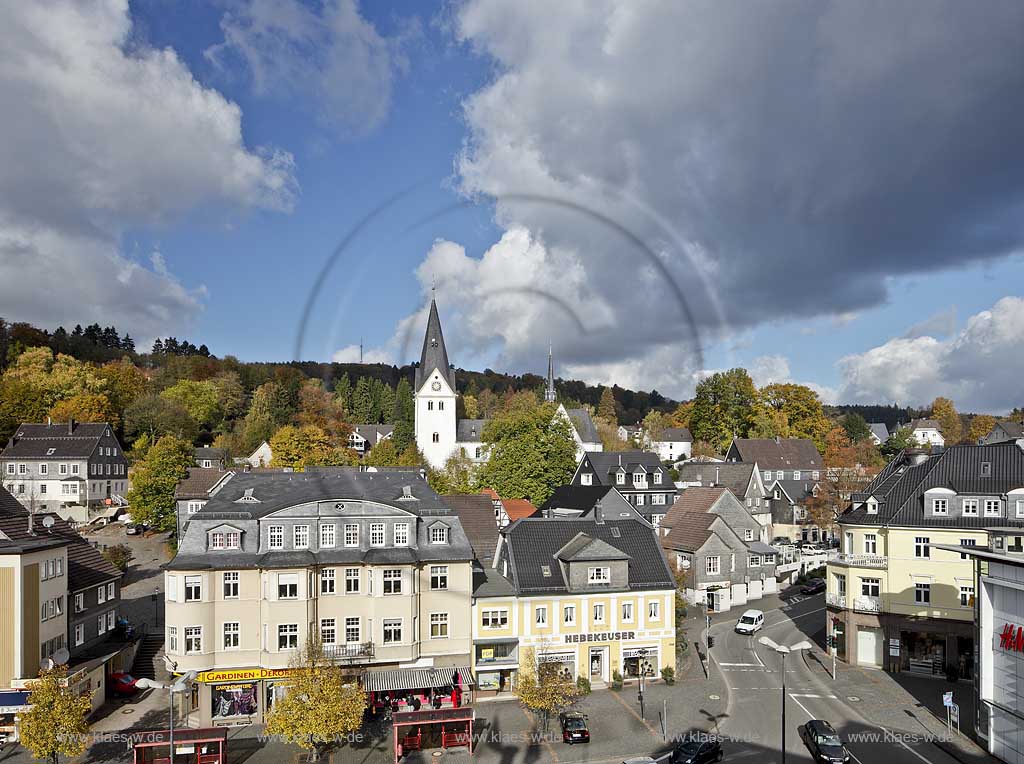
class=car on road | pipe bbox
[671,739,723,763]
[771,536,793,547]
[799,719,851,763]
[559,712,590,744]
[108,672,139,696]
[125,524,141,535]
[801,577,826,594]
[734,609,764,634]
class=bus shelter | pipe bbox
[392,707,474,763]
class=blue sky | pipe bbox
[2,1,1023,412]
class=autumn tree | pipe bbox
[597,387,617,423]
[294,379,350,445]
[19,666,91,764]
[642,409,669,446]
[97,358,148,416]
[669,400,693,429]
[689,368,757,452]
[48,392,118,426]
[264,638,366,760]
[126,436,193,531]
[516,647,581,731]
[161,379,223,429]
[124,393,199,445]
[269,425,358,470]
[930,397,962,444]
[968,414,997,443]
[595,418,628,451]
[754,383,832,451]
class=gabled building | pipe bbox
[617,425,642,446]
[906,418,945,448]
[676,462,770,539]
[978,420,1024,447]
[347,424,394,455]
[766,479,823,543]
[826,442,1024,674]
[539,485,652,526]
[194,447,229,470]
[725,437,824,483]
[240,441,272,469]
[1,421,129,520]
[570,451,676,524]
[868,423,890,446]
[659,487,778,611]
[648,427,692,463]
[174,468,235,538]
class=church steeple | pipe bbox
[545,343,556,403]
[415,295,456,391]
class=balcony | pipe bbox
[831,553,888,569]
[852,596,882,613]
[324,642,374,662]
[825,592,846,609]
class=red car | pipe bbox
[108,672,139,696]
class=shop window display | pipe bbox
[212,682,258,718]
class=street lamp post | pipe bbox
[758,637,813,764]
[135,671,197,764]
[636,648,653,720]
[151,587,160,627]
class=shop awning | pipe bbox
[0,690,30,712]
[363,666,473,693]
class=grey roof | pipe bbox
[989,421,1024,441]
[869,423,890,442]
[1,422,112,459]
[540,485,618,512]
[770,479,818,502]
[748,540,780,556]
[565,408,600,444]
[472,564,516,597]
[457,419,488,442]
[414,298,456,391]
[558,533,629,562]
[444,494,500,563]
[909,418,941,431]
[726,438,822,470]
[581,451,666,484]
[174,468,233,500]
[842,443,1024,528]
[352,424,395,443]
[677,462,756,496]
[194,447,228,461]
[658,427,693,443]
[503,517,673,594]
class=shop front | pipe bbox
[537,650,577,682]
[0,691,30,744]
[186,667,299,727]
[622,645,660,681]
[899,623,973,678]
[522,628,674,688]
[474,639,518,697]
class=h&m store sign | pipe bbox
[998,623,1024,653]
[565,631,637,644]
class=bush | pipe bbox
[101,544,134,572]
[611,670,623,691]
[660,666,675,685]
[575,675,591,695]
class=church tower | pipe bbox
[414,296,458,468]
[545,344,557,403]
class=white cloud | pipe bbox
[207,0,409,137]
[749,355,791,387]
[838,297,1024,412]
[903,306,958,339]
[0,0,295,338]
[331,344,392,364]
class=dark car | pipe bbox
[799,720,850,763]
[801,578,826,594]
[108,672,139,696]
[671,739,723,763]
[559,712,590,744]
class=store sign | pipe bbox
[196,668,295,683]
[622,647,657,659]
[998,623,1024,653]
[538,653,575,664]
[565,631,636,644]
[480,648,494,660]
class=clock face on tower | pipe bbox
[431,381,442,391]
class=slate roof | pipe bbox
[770,479,818,503]
[558,533,629,562]
[443,494,500,563]
[351,425,394,444]
[414,298,456,391]
[565,408,600,444]
[174,468,234,500]
[540,485,618,513]
[676,463,756,497]
[869,423,890,442]
[660,488,729,552]
[472,565,516,597]
[909,419,941,431]
[1,422,111,459]
[842,443,1024,528]
[658,427,693,443]
[583,451,665,484]
[457,419,488,442]
[988,422,1024,442]
[726,438,823,470]
[503,517,673,594]
[194,447,228,461]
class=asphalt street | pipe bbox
[708,592,964,764]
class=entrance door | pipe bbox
[856,627,883,667]
[589,647,606,682]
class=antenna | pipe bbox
[359,338,363,364]
[42,516,55,529]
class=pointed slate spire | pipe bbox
[545,343,556,402]
[415,295,456,391]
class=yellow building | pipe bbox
[472,515,676,695]
[827,443,1024,677]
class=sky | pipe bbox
[2,0,1023,413]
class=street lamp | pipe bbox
[636,648,653,720]
[151,587,160,627]
[758,636,813,764]
[135,671,197,764]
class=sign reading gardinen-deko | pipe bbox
[564,631,637,644]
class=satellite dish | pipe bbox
[43,658,54,670]
[42,516,55,528]
[52,648,70,666]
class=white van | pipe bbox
[735,609,764,634]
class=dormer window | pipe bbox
[587,567,610,585]
[866,499,878,515]
[46,448,56,456]
[981,462,992,477]
[793,471,801,480]
[430,525,449,544]
[616,472,625,485]
[541,565,551,577]
[932,499,948,515]
[654,472,662,484]
[236,488,260,504]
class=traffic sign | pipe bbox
[943,691,954,707]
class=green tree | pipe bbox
[333,373,353,416]
[597,387,617,423]
[210,371,246,421]
[241,381,294,452]
[930,397,962,444]
[125,435,193,531]
[161,379,222,429]
[477,402,577,505]
[124,393,199,445]
[642,409,669,445]
[841,413,872,443]
[374,381,395,425]
[968,414,997,443]
[18,666,92,764]
[391,378,415,452]
[429,452,477,495]
[350,377,374,423]
[755,383,832,451]
[748,407,791,440]
[883,426,918,456]
[689,368,758,452]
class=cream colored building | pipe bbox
[827,443,1024,677]
[166,467,475,726]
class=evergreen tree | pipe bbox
[351,377,374,423]
[333,374,353,416]
[597,387,617,422]
[391,378,415,452]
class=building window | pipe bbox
[382,569,402,595]
[706,556,720,575]
[39,463,47,475]
[345,617,360,643]
[320,524,336,548]
[981,461,992,477]
[106,582,114,600]
[430,525,449,544]
[430,613,449,639]
[4,464,12,475]
[592,603,605,623]
[744,529,753,541]
[268,525,284,549]
[861,578,880,597]
[430,565,448,590]
[793,471,800,481]
[962,499,978,516]
[277,573,298,599]
[654,472,663,485]
[185,626,202,653]
[621,601,634,622]
[749,555,761,567]
[293,525,310,548]
[187,501,203,514]
[211,532,225,550]
[652,494,666,506]
[168,626,178,653]
[932,498,948,515]
[184,575,202,602]
[864,534,877,555]
[812,471,819,480]
[960,586,974,607]
[223,572,239,599]
[587,566,610,585]
[535,606,547,626]
[960,538,977,560]
[321,568,336,595]
[432,432,439,443]
[97,613,106,634]
[278,624,299,650]
[223,622,240,649]
[344,524,359,547]
[615,472,625,485]
[345,568,360,594]
[1016,500,1024,518]
[383,619,403,644]
[370,523,385,547]
[394,523,409,546]
[428,401,434,411]
[835,573,846,597]
[914,537,930,558]
[563,605,576,625]
[915,583,931,604]
[74,592,84,613]
[649,601,660,620]
[581,473,592,486]
[984,499,1001,517]
[482,609,508,629]
[320,618,336,645]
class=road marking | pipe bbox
[877,725,941,764]
[788,693,837,699]
[786,694,866,764]
[765,606,826,628]
[718,662,760,666]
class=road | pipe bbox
[708,592,963,764]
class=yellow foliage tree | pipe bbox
[968,414,997,443]
[48,392,119,427]
[930,397,962,444]
[19,666,92,764]
[516,647,580,730]
[264,638,366,760]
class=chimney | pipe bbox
[47,416,52,426]
[775,435,781,445]
[715,467,720,485]
[67,419,75,435]
[594,499,604,524]
[27,513,34,535]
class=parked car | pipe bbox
[671,739,723,763]
[125,524,141,535]
[559,712,590,744]
[108,672,139,696]
[734,609,764,634]
[801,578,826,594]
[799,720,851,763]
[771,536,793,547]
